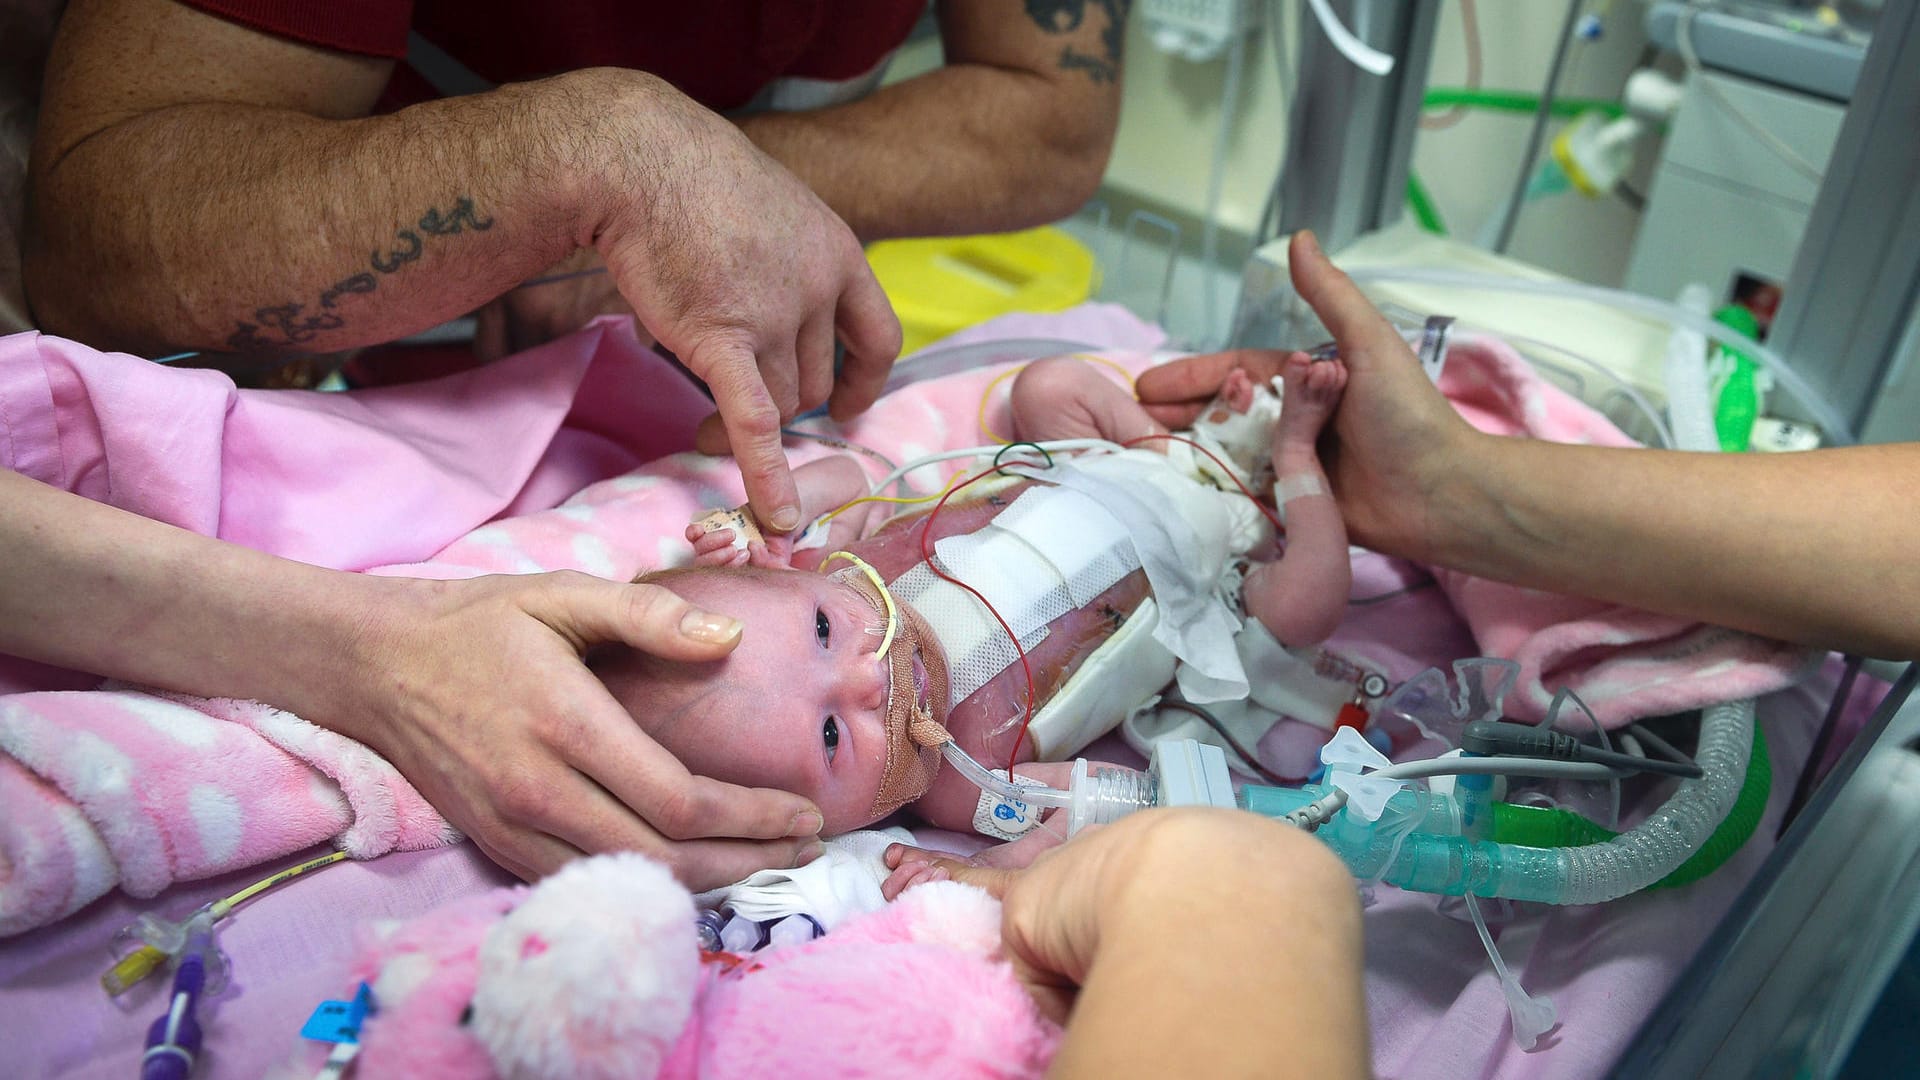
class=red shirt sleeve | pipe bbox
[178,0,414,59]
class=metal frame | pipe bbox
[1765,4,1920,439]
[1271,0,1440,255]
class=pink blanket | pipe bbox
[1433,337,1815,723]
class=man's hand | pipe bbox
[1135,231,1484,561]
[588,78,902,534]
[339,571,825,889]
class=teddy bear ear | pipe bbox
[468,854,701,1080]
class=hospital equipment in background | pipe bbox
[1201,2,1919,1074]
[1242,0,1917,445]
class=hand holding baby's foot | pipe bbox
[686,522,753,568]
[687,507,796,568]
[1276,352,1349,460]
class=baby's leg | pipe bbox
[1009,356,1165,445]
[1243,354,1352,646]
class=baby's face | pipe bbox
[598,567,903,834]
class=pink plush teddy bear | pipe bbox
[274,853,1059,1079]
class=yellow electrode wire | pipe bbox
[820,551,899,660]
[811,465,973,529]
[976,353,1141,444]
[101,850,350,996]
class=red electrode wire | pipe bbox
[1120,432,1288,534]
[917,460,1043,772]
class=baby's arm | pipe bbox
[1242,355,1352,646]
[882,760,1082,897]
[687,454,883,568]
[1009,356,1165,445]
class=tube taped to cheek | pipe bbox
[841,570,954,817]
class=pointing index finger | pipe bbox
[698,342,803,532]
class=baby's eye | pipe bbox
[816,608,831,647]
[823,717,840,763]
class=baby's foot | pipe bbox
[1276,352,1348,458]
[686,506,798,569]
[686,520,752,568]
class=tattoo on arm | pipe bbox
[226,197,496,355]
[1025,0,1132,84]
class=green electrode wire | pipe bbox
[1486,721,1773,890]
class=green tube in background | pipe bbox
[1485,721,1773,890]
[1407,170,1448,235]
[1422,87,1627,121]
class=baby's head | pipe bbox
[592,562,952,835]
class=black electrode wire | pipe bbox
[1156,699,1292,786]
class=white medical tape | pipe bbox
[689,507,761,554]
[1273,474,1329,505]
[972,772,1044,840]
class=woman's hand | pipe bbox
[885,808,1363,1030]
[330,571,825,889]
[1135,231,1486,564]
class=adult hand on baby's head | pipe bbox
[334,571,824,890]
[1135,231,1482,562]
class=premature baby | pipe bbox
[590,353,1352,853]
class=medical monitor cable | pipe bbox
[1156,698,1291,786]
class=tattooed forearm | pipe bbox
[1025,0,1131,84]
[370,229,424,274]
[226,197,495,355]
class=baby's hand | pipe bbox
[883,844,1005,901]
[880,826,1064,901]
[686,507,795,569]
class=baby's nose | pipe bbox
[840,654,888,710]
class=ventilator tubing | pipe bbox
[1243,698,1756,904]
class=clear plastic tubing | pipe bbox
[940,743,1158,835]
[941,742,1072,808]
[1239,698,1756,903]
[1342,266,1857,446]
